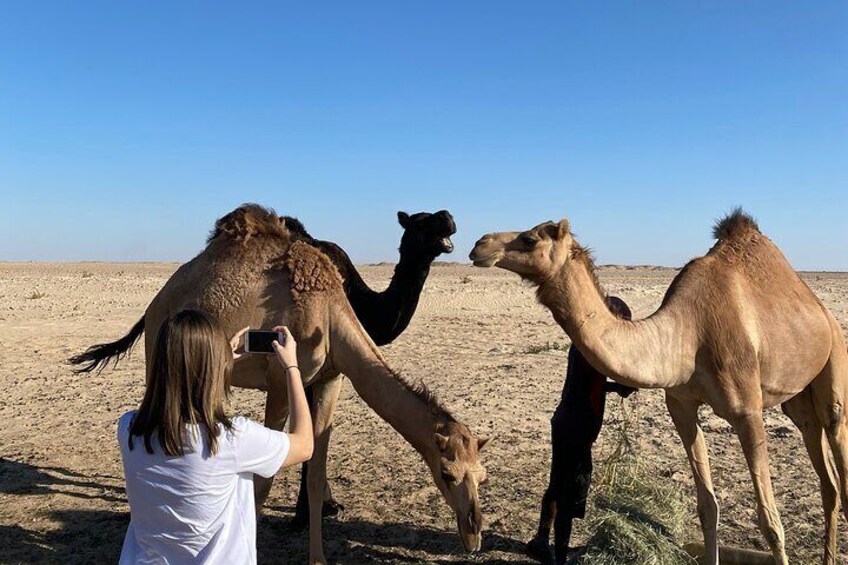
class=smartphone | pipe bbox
[244,330,284,355]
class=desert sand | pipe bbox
[1,262,846,564]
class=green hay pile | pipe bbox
[577,402,696,565]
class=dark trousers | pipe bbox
[536,441,594,563]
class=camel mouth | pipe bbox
[457,516,482,553]
[469,252,500,268]
[440,237,454,254]
[462,537,482,553]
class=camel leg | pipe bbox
[782,387,839,565]
[666,395,719,565]
[308,375,344,565]
[255,376,290,511]
[729,411,788,565]
[292,386,342,530]
[809,340,848,526]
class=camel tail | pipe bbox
[69,317,145,374]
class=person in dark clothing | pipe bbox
[526,296,637,565]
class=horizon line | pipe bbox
[1,259,846,275]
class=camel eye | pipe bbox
[520,234,539,247]
[441,470,458,484]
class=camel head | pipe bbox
[431,421,489,552]
[397,210,457,259]
[469,219,573,282]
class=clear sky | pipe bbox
[2,2,846,270]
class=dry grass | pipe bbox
[26,290,47,300]
[578,403,695,565]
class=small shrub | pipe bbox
[81,271,94,279]
[459,275,473,284]
[524,342,570,354]
[27,291,47,300]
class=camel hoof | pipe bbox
[525,537,553,565]
[322,499,344,518]
[684,542,774,565]
[287,513,308,531]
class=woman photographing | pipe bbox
[117,310,313,564]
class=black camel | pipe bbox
[282,210,457,528]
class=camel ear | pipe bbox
[434,433,450,451]
[398,211,411,229]
[556,218,570,240]
[477,436,490,451]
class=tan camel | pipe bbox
[74,205,488,564]
[469,210,848,565]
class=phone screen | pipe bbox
[246,330,282,354]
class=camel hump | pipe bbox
[207,203,289,244]
[712,207,760,241]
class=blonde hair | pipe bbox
[129,310,233,456]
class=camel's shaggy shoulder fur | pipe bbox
[284,240,343,298]
[207,203,290,244]
[712,208,761,241]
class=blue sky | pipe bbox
[1,2,846,269]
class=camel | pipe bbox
[71,209,457,526]
[469,209,848,565]
[285,209,456,345]
[283,210,457,526]
[71,204,488,564]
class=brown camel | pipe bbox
[469,210,848,565]
[73,204,488,564]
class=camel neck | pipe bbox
[384,250,432,309]
[537,259,694,389]
[346,250,433,346]
[331,310,448,459]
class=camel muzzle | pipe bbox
[469,234,506,267]
[468,245,501,268]
[455,507,483,552]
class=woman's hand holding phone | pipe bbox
[268,326,313,465]
[229,326,250,363]
[270,326,298,370]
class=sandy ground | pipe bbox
[1,261,847,564]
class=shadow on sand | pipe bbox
[0,458,128,564]
[0,510,128,564]
[0,458,531,563]
[0,457,125,502]
[258,513,532,564]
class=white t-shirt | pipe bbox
[117,410,289,565]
